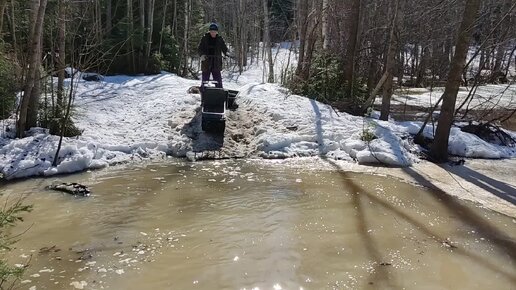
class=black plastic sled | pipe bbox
[201,88,227,133]
[227,89,239,110]
[200,87,239,134]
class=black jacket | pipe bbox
[197,33,228,72]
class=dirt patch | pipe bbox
[178,101,266,160]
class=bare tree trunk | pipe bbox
[27,0,38,50]
[235,0,245,73]
[379,0,400,121]
[295,0,308,78]
[363,71,388,112]
[139,0,146,64]
[414,94,444,143]
[0,0,7,34]
[27,27,44,128]
[181,0,190,76]
[439,40,451,80]
[301,17,319,79]
[263,0,274,83]
[397,50,404,86]
[127,0,136,73]
[483,47,491,70]
[503,45,516,77]
[416,45,428,87]
[242,0,249,68]
[56,0,66,117]
[27,58,41,128]
[158,0,168,54]
[172,0,177,37]
[366,48,379,95]
[343,0,360,98]
[410,42,418,82]
[145,0,155,72]
[53,51,75,167]
[479,48,485,71]
[365,1,381,94]
[106,0,112,33]
[430,0,481,162]
[322,0,329,50]
[10,0,18,62]
[95,0,102,41]
[17,0,48,138]
[491,27,508,81]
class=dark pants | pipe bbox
[201,70,223,89]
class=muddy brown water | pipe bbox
[1,160,515,290]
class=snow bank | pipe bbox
[236,82,417,165]
[1,73,197,179]
[1,48,515,180]
[385,84,516,110]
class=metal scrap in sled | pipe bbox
[200,84,239,133]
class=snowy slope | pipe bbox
[383,85,516,110]
[1,48,515,180]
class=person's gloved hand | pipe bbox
[200,55,207,61]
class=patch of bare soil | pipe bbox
[179,102,265,160]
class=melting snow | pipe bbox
[0,48,515,180]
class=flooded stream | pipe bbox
[1,160,515,289]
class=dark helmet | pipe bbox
[209,23,219,31]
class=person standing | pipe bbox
[198,23,229,89]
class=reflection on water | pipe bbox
[1,160,515,290]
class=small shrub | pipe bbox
[360,128,377,142]
[159,26,180,73]
[361,112,377,142]
[0,54,17,119]
[286,52,345,101]
[145,52,163,75]
[0,198,32,288]
[44,117,83,137]
[285,51,369,115]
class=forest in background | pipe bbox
[0,0,514,159]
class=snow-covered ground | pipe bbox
[382,84,516,110]
[0,48,515,180]
[383,46,516,110]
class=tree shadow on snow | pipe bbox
[101,73,167,86]
[310,99,325,153]
[440,164,516,205]
[78,74,170,104]
[401,166,516,264]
